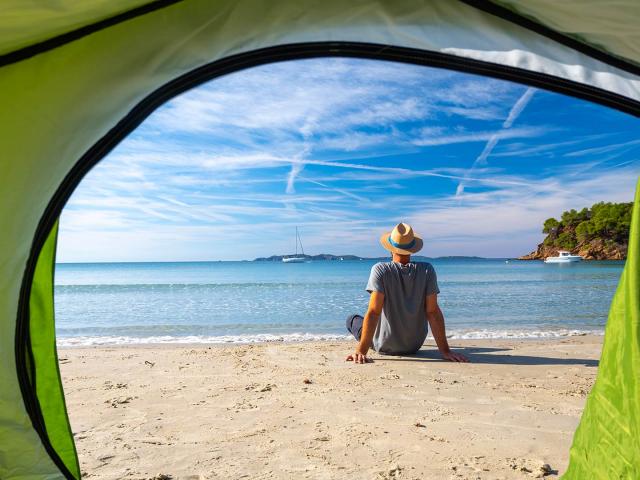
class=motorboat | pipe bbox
[544,250,583,263]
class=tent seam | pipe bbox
[0,0,183,67]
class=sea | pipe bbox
[54,258,625,347]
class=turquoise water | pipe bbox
[54,259,624,346]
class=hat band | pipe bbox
[388,236,415,250]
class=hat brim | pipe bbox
[380,232,423,255]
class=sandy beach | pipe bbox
[59,336,602,480]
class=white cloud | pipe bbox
[414,126,546,146]
[564,138,640,157]
[301,177,370,204]
[142,58,525,153]
[490,135,611,158]
[317,132,395,151]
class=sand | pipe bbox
[59,336,602,479]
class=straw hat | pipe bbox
[380,222,423,255]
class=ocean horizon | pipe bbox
[54,258,624,347]
[56,254,501,264]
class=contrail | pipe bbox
[302,177,369,203]
[503,87,536,128]
[456,87,536,197]
[286,116,317,194]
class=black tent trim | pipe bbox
[461,0,640,76]
[2,0,639,78]
[0,0,183,67]
[14,41,640,480]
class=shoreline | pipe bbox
[60,336,602,479]
[54,329,606,348]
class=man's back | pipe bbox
[366,261,439,354]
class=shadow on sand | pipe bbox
[374,346,599,367]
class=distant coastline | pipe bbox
[253,254,487,262]
[56,256,493,264]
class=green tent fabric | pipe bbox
[565,180,640,479]
[0,1,638,478]
[28,221,81,479]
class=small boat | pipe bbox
[282,227,307,263]
[282,256,306,263]
[544,250,583,263]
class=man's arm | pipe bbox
[425,294,469,362]
[346,291,384,364]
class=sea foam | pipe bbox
[56,332,352,347]
[56,328,603,347]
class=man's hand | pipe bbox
[345,351,373,364]
[441,350,469,363]
[426,295,469,363]
[346,292,383,365]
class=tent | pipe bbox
[1,1,638,478]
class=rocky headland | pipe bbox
[519,201,631,260]
[519,238,627,260]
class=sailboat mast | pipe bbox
[295,226,298,256]
[298,227,305,256]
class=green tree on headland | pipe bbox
[542,217,560,234]
[542,201,632,250]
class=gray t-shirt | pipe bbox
[366,261,440,354]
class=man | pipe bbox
[346,223,468,364]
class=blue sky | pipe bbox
[57,58,640,262]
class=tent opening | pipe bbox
[49,57,637,478]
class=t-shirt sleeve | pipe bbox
[366,263,385,293]
[426,264,440,296]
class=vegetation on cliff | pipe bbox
[520,201,632,260]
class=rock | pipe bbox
[106,396,133,407]
[539,463,556,476]
[388,464,402,477]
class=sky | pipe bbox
[57,58,640,262]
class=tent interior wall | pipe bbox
[1,1,638,478]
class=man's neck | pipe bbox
[392,253,411,265]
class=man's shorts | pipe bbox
[345,313,364,341]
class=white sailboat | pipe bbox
[282,227,307,263]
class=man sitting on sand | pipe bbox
[346,223,469,364]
